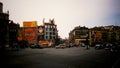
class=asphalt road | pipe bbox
[0,47,120,68]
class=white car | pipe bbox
[81,43,86,47]
[95,44,103,49]
[55,44,66,49]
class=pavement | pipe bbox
[0,47,120,68]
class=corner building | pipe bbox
[38,19,58,47]
[43,19,58,40]
[69,26,90,45]
[0,2,9,50]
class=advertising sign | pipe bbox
[95,32,102,40]
[38,26,44,35]
[17,28,24,41]
[23,21,37,27]
[75,31,89,39]
[39,40,49,47]
[24,28,37,41]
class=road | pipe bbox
[0,47,120,68]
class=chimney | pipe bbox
[0,2,3,13]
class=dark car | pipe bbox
[11,43,20,51]
[30,44,43,49]
[104,43,112,50]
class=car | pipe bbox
[11,43,20,51]
[104,43,112,50]
[30,44,43,49]
[55,44,66,49]
[95,44,103,49]
[81,43,86,47]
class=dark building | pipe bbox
[103,25,120,43]
[9,21,20,47]
[0,2,3,13]
[0,2,9,50]
[90,25,120,44]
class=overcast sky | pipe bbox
[1,0,120,39]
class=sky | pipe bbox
[1,0,120,39]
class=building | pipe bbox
[90,27,104,45]
[104,25,120,43]
[69,25,120,46]
[69,26,90,45]
[18,27,24,41]
[39,19,58,47]
[22,19,58,47]
[37,25,49,47]
[9,21,20,47]
[0,2,9,50]
[23,21,38,45]
[91,25,120,44]
[43,19,58,40]
[37,25,44,41]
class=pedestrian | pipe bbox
[86,39,90,49]
[86,45,90,49]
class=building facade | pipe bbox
[39,19,58,47]
[9,21,20,47]
[22,19,58,47]
[37,25,44,41]
[90,25,120,45]
[0,2,9,50]
[43,19,58,41]
[69,26,90,45]
[69,25,120,46]
[104,25,120,43]
[23,21,38,45]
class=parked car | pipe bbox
[81,43,86,47]
[11,43,20,51]
[104,43,112,50]
[30,44,43,49]
[95,44,103,49]
[105,43,119,52]
[55,44,66,49]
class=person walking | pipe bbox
[86,37,90,50]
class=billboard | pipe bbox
[95,31,102,40]
[24,28,37,41]
[17,28,24,41]
[38,26,44,35]
[39,40,49,47]
[75,31,89,39]
[23,21,37,27]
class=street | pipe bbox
[0,47,120,68]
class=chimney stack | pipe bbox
[0,2,3,13]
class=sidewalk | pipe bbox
[112,54,120,68]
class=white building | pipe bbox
[43,19,58,41]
